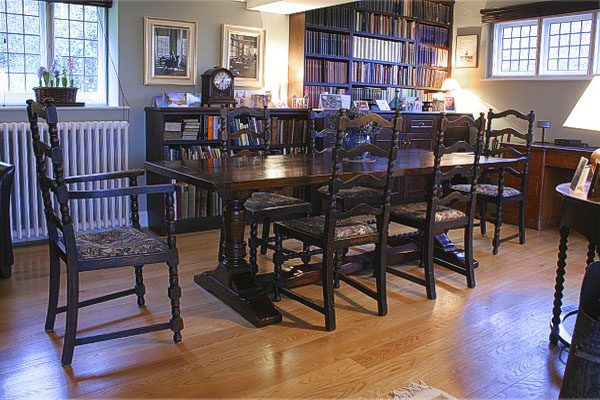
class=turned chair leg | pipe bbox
[61,264,79,366]
[45,247,60,332]
[333,251,340,289]
[260,218,271,255]
[273,231,283,302]
[492,202,503,255]
[134,265,146,307]
[464,226,476,288]
[218,228,224,263]
[322,246,336,331]
[423,231,436,300]
[374,241,388,316]
[480,200,487,236]
[249,222,259,275]
[167,261,183,343]
[519,200,526,245]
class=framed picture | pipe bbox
[353,100,370,111]
[222,24,266,88]
[455,34,479,68]
[319,94,343,110]
[570,157,590,195]
[444,96,455,111]
[144,17,197,86]
[375,100,391,111]
[588,166,600,200]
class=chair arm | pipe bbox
[64,169,145,184]
[69,184,177,199]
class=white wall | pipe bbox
[452,0,598,145]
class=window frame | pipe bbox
[1,0,107,105]
[488,10,600,79]
[491,18,540,78]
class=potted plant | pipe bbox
[34,58,78,105]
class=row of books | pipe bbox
[351,87,421,103]
[417,24,449,47]
[231,134,263,147]
[162,116,221,142]
[305,59,348,84]
[304,86,348,108]
[354,0,451,25]
[173,185,222,220]
[353,36,416,64]
[270,118,310,146]
[352,62,416,86]
[416,46,448,68]
[231,116,266,134]
[305,31,350,57]
[415,67,448,88]
[163,145,223,161]
[354,11,417,40]
[306,6,352,30]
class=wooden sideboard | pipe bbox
[502,143,595,230]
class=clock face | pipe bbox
[213,71,232,91]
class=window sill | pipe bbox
[482,76,593,82]
[0,106,130,111]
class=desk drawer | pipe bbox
[546,152,590,169]
[409,118,435,131]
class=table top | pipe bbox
[556,182,600,206]
[145,150,520,192]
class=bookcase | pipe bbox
[145,107,312,235]
[289,0,454,108]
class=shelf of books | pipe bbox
[145,107,312,234]
[289,0,453,108]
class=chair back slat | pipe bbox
[229,128,263,140]
[438,141,476,157]
[344,142,391,159]
[324,109,402,243]
[343,113,395,129]
[436,165,474,184]
[436,190,472,207]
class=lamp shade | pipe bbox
[563,76,600,131]
[440,78,461,92]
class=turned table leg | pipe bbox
[550,225,570,345]
[194,191,282,327]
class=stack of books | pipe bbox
[182,119,200,140]
[164,122,182,141]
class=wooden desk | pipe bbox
[146,151,518,328]
[501,143,595,230]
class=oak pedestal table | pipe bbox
[145,151,519,327]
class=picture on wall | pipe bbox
[455,34,479,68]
[221,24,265,88]
[144,17,197,85]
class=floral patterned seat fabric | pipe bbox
[244,192,309,212]
[317,185,383,200]
[278,215,377,240]
[73,227,169,260]
[391,202,466,223]
[451,183,522,197]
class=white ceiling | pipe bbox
[244,0,353,14]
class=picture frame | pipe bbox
[353,100,370,111]
[570,157,590,195]
[444,96,455,111]
[375,99,391,111]
[144,17,197,86]
[222,24,266,88]
[455,34,479,68]
[588,166,600,201]
[319,94,343,110]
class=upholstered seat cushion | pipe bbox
[391,202,466,223]
[278,215,376,240]
[73,227,169,260]
[451,183,522,197]
[244,192,309,212]
[317,185,383,200]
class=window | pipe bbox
[0,0,106,105]
[492,20,538,77]
[489,11,599,78]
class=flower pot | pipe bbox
[33,87,78,104]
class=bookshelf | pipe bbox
[145,107,313,235]
[289,0,454,108]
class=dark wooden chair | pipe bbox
[451,109,535,254]
[387,113,485,300]
[272,110,402,331]
[221,107,311,273]
[0,162,15,279]
[27,99,183,366]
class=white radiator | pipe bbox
[1,121,130,242]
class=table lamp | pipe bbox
[536,120,551,143]
[440,78,461,92]
[564,75,600,169]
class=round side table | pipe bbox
[550,183,600,346]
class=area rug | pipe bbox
[389,381,457,400]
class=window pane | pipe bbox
[52,3,102,95]
[1,0,41,92]
[543,14,593,74]
[494,21,538,75]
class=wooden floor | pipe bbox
[0,223,588,399]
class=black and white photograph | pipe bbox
[144,17,197,85]
[222,24,265,88]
